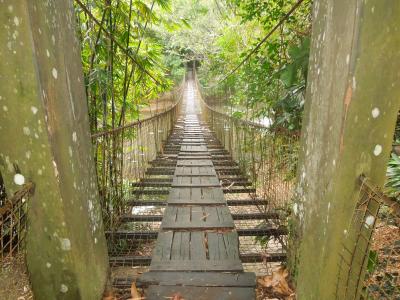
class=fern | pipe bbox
[385,153,400,199]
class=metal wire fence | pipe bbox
[193,74,299,289]
[0,183,34,260]
[336,175,400,299]
[196,78,300,213]
[92,86,182,231]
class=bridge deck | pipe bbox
[135,80,256,299]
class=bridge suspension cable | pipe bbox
[202,0,308,89]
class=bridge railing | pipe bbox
[0,182,34,260]
[196,78,300,212]
[336,175,400,299]
[91,85,183,230]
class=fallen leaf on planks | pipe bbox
[126,282,145,300]
[200,213,210,220]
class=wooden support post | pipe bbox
[0,1,109,299]
[294,1,400,299]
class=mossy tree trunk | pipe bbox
[294,0,400,299]
[0,1,109,299]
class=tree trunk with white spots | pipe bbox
[294,1,400,299]
[0,1,109,299]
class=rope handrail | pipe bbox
[91,88,183,139]
[198,80,301,137]
[195,76,269,130]
[202,97,268,130]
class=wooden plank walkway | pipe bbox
[136,80,256,299]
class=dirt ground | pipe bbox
[365,222,400,298]
[0,253,33,300]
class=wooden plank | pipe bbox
[217,207,233,224]
[145,286,255,300]
[175,166,216,176]
[178,152,213,156]
[190,187,202,201]
[174,138,206,141]
[180,143,207,146]
[208,232,241,262]
[161,206,234,229]
[105,227,288,240]
[149,260,243,272]
[182,139,205,143]
[204,207,219,225]
[168,188,225,205]
[174,176,189,186]
[109,253,287,268]
[177,155,211,160]
[177,160,213,167]
[200,176,220,187]
[152,231,173,262]
[190,231,206,260]
[126,198,267,207]
[190,207,205,227]
[207,232,227,260]
[198,167,217,176]
[191,177,203,185]
[170,232,181,260]
[181,232,190,260]
[191,167,200,176]
[223,232,240,260]
[177,141,209,144]
[172,176,220,187]
[162,206,177,225]
[137,271,256,287]
[180,145,208,152]
[168,188,190,204]
[176,207,190,224]
[202,188,225,202]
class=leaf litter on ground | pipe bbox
[257,267,296,299]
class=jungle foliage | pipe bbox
[192,0,313,134]
[386,153,400,199]
[75,0,186,133]
[75,0,312,133]
[74,1,398,201]
[74,0,187,214]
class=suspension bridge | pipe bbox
[0,1,399,300]
[104,72,287,299]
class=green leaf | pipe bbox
[181,18,192,29]
[367,250,378,274]
[232,111,244,119]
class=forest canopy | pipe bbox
[75,0,312,133]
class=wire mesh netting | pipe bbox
[196,76,297,274]
[336,175,400,300]
[0,183,34,260]
[92,86,182,231]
